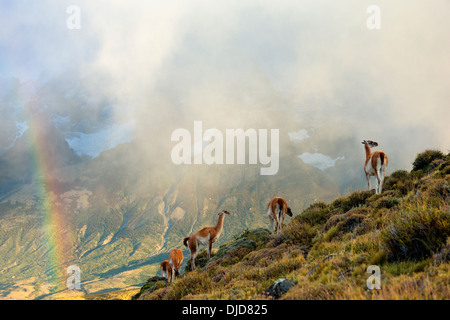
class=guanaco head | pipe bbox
[362,140,378,148]
[286,207,293,217]
[218,210,230,216]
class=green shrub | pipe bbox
[331,191,373,213]
[323,226,339,242]
[430,179,450,199]
[167,271,213,299]
[208,238,257,267]
[234,228,271,248]
[132,276,168,299]
[324,207,369,239]
[382,207,450,261]
[369,250,388,265]
[412,149,445,172]
[391,170,409,179]
[298,202,332,226]
[383,170,415,195]
[279,219,317,248]
[375,197,400,209]
[410,170,425,180]
[308,201,328,209]
[436,157,450,176]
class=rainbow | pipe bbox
[24,105,74,291]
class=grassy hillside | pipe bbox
[135,149,450,300]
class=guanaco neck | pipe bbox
[364,144,371,161]
[214,214,225,233]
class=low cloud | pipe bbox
[1,0,449,180]
[288,130,310,143]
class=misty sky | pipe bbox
[1,0,449,176]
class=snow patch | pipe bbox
[298,152,344,171]
[2,121,29,149]
[65,122,134,158]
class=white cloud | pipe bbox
[1,0,449,169]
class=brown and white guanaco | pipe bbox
[267,196,293,234]
[183,210,230,270]
[168,248,184,282]
[362,140,388,194]
[160,260,172,282]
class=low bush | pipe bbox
[383,170,415,195]
[132,276,168,300]
[297,202,332,226]
[167,270,213,300]
[324,207,369,237]
[331,191,373,213]
[391,170,409,179]
[382,207,450,261]
[412,149,445,172]
[278,218,317,249]
[375,197,401,209]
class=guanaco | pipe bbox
[168,248,184,282]
[183,210,230,270]
[362,140,388,194]
[267,196,293,234]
